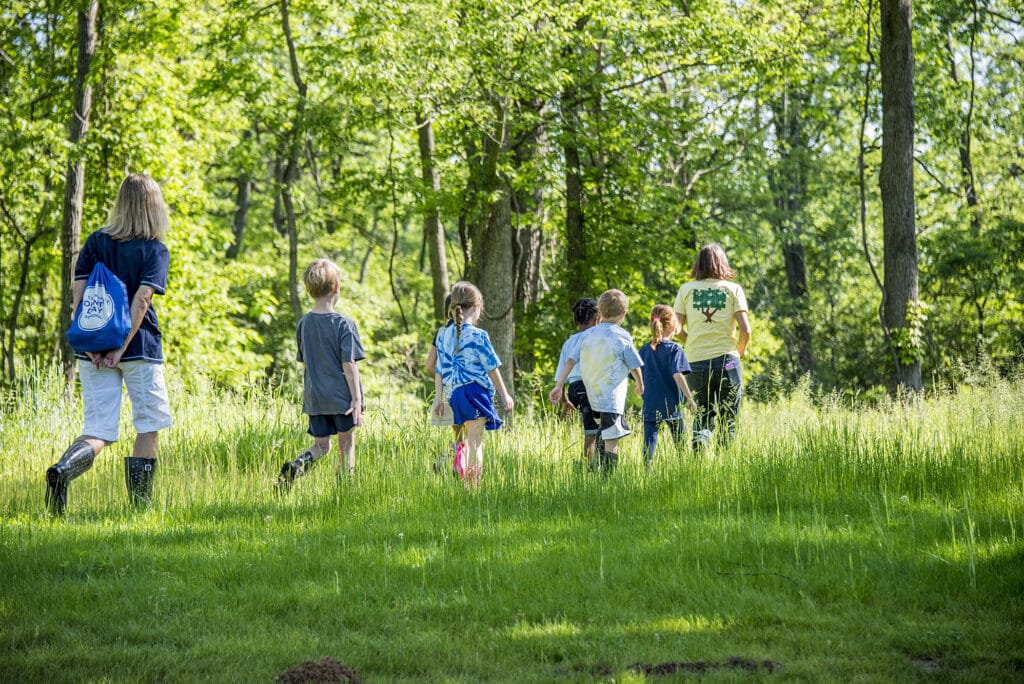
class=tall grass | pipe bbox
[1,369,1022,681]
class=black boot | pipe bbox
[599,450,619,477]
[276,449,320,488]
[45,440,96,515]
[124,457,157,507]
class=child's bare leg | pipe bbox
[312,435,332,458]
[336,430,355,474]
[584,434,598,463]
[603,437,619,454]
[452,424,465,444]
[464,419,486,470]
[464,418,486,486]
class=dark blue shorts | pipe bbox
[450,383,503,430]
[307,412,356,437]
[567,380,599,435]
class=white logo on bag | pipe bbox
[79,284,114,331]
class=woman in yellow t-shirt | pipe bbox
[673,244,751,450]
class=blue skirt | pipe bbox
[450,383,503,430]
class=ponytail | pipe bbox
[649,304,675,350]
[650,317,665,350]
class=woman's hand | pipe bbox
[101,348,125,368]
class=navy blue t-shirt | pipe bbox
[638,339,691,421]
[74,230,170,363]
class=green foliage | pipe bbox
[2,0,1023,395]
[890,300,930,367]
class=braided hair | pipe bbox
[448,281,484,351]
[571,298,599,327]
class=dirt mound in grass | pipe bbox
[581,657,783,677]
[275,658,363,683]
[630,657,783,675]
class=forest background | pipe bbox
[2,0,1022,409]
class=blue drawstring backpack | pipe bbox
[66,262,132,353]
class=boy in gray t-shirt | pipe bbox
[277,259,365,487]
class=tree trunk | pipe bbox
[225,170,251,259]
[1,195,52,382]
[562,93,587,300]
[511,103,547,313]
[879,0,922,392]
[769,90,814,378]
[467,105,515,398]
[417,115,449,323]
[280,0,306,324]
[58,0,99,393]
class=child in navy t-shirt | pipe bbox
[639,305,698,466]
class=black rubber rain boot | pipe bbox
[276,449,320,489]
[124,457,157,508]
[599,450,619,477]
[45,440,96,516]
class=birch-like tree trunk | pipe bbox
[880,0,922,392]
[417,115,449,322]
[58,0,99,393]
[279,0,306,323]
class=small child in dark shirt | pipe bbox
[639,305,697,466]
[277,258,365,487]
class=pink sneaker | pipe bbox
[452,442,466,479]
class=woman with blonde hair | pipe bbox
[673,244,751,450]
[46,174,172,514]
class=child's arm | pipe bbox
[673,372,698,414]
[630,367,644,396]
[342,360,363,427]
[548,358,577,405]
[433,371,447,417]
[489,368,514,411]
[425,345,438,374]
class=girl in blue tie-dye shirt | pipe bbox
[433,281,514,487]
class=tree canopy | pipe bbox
[2,0,1021,400]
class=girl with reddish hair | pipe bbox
[639,305,698,466]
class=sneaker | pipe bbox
[275,459,301,489]
[452,442,466,479]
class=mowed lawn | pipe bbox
[2,374,1022,682]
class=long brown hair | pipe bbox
[649,304,676,350]
[690,243,736,280]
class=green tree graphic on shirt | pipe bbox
[693,289,727,323]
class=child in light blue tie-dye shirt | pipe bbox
[433,281,514,487]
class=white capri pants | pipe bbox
[78,360,172,443]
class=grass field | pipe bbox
[2,371,1023,682]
